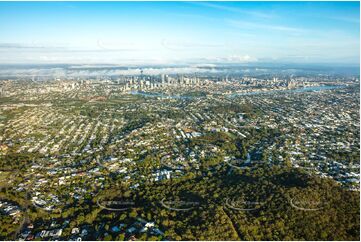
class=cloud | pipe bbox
[223,55,258,63]
[0,42,148,54]
[328,16,360,24]
[161,39,224,50]
[0,66,224,77]
[191,2,276,19]
[227,19,305,33]
[96,40,143,51]
[203,55,258,63]
[0,43,48,49]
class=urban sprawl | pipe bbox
[0,71,359,240]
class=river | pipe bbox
[129,85,345,99]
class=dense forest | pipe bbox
[94,165,359,241]
[1,154,360,241]
[11,163,353,241]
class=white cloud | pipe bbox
[201,55,258,63]
[161,39,224,50]
[227,19,305,33]
[191,2,276,19]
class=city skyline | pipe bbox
[0,1,359,65]
[0,1,359,241]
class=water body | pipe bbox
[129,90,193,99]
[227,85,345,97]
[129,85,345,99]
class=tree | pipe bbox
[116,234,125,241]
[103,234,113,241]
[129,209,138,218]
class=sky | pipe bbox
[0,1,359,65]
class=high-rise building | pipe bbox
[160,74,165,84]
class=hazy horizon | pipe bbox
[0,1,359,65]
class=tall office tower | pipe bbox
[161,74,165,84]
[140,69,144,81]
[195,77,199,84]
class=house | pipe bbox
[151,228,164,236]
[40,230,49,238]
[140,222,154,233]
[130,183,139,189]
[126,227,136,233]
[26,234,34,240]
[20,230,31,239]
[80,228,89,238]
[111,226,121,233]
[72,228,80,235]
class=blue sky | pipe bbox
[0,1,359,65]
